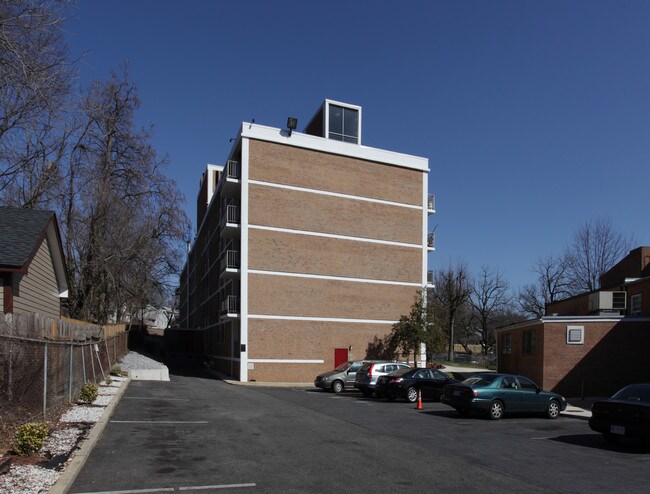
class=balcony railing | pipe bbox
[226,160,240,179]
[226,204,239,224]
[220,204,240,238]
[220,250,240,273]
[221,295,239,315]
[427,232,435,250]
[428,194,435,213]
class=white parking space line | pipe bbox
[73,488,174,494]
[110,421,209,424]
[73,484,256,494]
[123,397,190,401]
[179,483,256,490]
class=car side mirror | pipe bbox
[536,387,542,394]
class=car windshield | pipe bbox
[333,361,351,372]
[611,384,650,403]
[462,374,499,387]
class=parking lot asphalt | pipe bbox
[50,367,598,494]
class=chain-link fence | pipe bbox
[0,313,128,448]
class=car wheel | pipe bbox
[546,400,561,419]
[332,380,344,394]
[406,387,419,403]
[361,389,373,397]
[488,400,504,420]
[603,433,620,445]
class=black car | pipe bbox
[589,383,650,445]
[376,367,456,402]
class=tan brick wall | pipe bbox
[247,319,394,382]
[249,139,422,206]
[249,184,421,244]
[248,273,418,321]
[248,228,421,283]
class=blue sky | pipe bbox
[64,1,650,291]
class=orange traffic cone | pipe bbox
[416,389,423,410]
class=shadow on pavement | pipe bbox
[549,434,650,454]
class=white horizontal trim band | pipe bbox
[248,269,421,287]
[249,224,422,249]
[249,179,422,210]
[248,314,398,324]
[248,359,325,364]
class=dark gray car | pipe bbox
[314,360,375,393]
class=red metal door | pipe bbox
[334,348,349,368]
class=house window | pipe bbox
[522,329,536,355]
[328,104,359,143]
[566,325,584,345]
[501,333,511,354]
[631,294,642,316]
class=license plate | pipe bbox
[610,425,625,435]
[453,390,460,397]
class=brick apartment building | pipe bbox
[178,100,433,382]
[497,247,650,397]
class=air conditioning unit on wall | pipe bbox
[588,291,627,312]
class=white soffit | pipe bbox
[240,123,429,172]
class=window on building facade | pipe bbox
[328,104,359,143]
[566,325,584,344]
[522,329,536,355]
[501,333,511,354]
[631,294,642,316]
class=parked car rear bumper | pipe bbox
[589,418,650,441]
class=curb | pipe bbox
[49,378,131,494]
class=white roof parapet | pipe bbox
[239,122,429,173]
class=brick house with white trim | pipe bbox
[497,247,650,396]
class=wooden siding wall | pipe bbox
[13,238,60,319]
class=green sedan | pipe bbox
[441,373,567,420]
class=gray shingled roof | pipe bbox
[0,207,55,269]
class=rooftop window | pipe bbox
[305,99,362,144]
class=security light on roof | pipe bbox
[286,117,298,136]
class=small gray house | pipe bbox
[0,207,69,319]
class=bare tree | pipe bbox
[518,255,571,318]
[0,0,74,208]
[432,263,473,362]
[62,68,190,323]
[470,266,511,355]
[564,218,633,294]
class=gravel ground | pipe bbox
[0,465,59,494]
[60,406,105,424]
[118,351,165,370]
